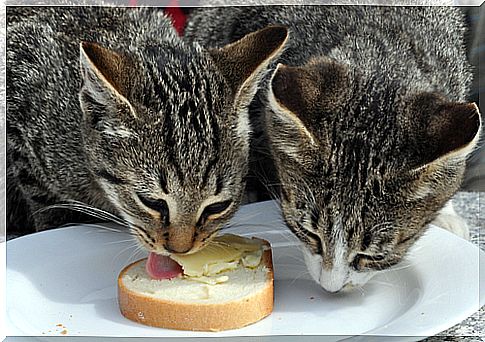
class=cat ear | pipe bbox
[266,59,350,161]
[270,58,349,116]
[79,41,137,131]
[209,25,288,100]
[266,63,320,161]
[208,25,288,137]
[408,93,481,168]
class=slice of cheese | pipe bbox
[189,275,230,285]
[170,234,264,282]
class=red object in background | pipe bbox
[128,0,187,36]
[164,0,187,36]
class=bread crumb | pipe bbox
[60,330,68,335]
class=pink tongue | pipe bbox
[146,252,183,280]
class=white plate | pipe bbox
[5,200,484,340]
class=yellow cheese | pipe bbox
[242,249,263,268]
[170,234,264,280]
[189,275,230,285]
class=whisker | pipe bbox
[351,284,366,296]
[229,211,266,223]
[382,263,413,272]
[128,244,147,264]
[275,252,306,264]
[51,202,122,220]
[112,243,140,265]
[250,169,282,202]
[288,270,311,287]
[83,223,134,236]
[367,279,398,288]
[222,222,288,233]
[103,238,137,246]
[37,203,131,228]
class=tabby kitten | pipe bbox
[186,6,481,292]
[7,7,288,254]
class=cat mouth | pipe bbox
[145,252,183,280]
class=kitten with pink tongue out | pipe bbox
[137,25,288,276]
[146,253,183,280]
[6,5,288,271]
[132,24,288,276]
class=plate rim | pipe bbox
[5,200,484,338]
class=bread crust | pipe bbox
[118,240,273,331]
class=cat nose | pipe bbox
[320,268,348,293]
[324,288,342,294]
[164,243,191,254]
[165,226,196,254]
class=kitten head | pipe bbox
[78,26,288,254]
[267,58,481,293]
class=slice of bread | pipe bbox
[118,239,273,331]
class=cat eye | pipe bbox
[198,200,233,225]
[96,170,125,185]
[137,194,169,222]
[352,254,386,270]
[291,221,323,255]
[398,232,418,245]
[367,254,385,261]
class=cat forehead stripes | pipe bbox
[78,21,288,254]
[106,26,289,191]
[185,5,479,292]
[140,51,227,184]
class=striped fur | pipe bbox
[7,7,287,254]
[186,6,481,292]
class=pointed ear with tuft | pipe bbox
[208,25,288,138]
[79,41,137,132]
[408,93,482,168]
